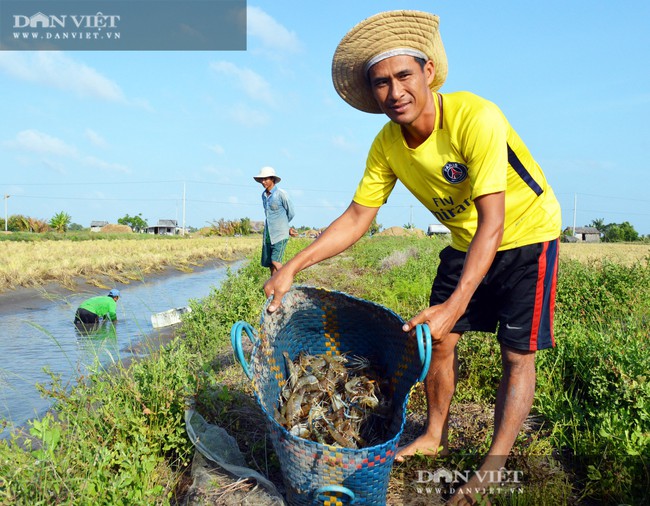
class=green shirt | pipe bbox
[79,296,117,321]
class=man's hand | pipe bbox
[263,267,295,313]
[402,193,504,342]
[402,300,465,342]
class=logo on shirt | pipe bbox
[442,162,468,184]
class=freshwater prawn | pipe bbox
[274,351,391,449]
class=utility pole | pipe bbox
[572,193,577,237]
[182,182,186,236]
[4,195,9,232]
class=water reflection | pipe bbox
[0,260,242,437]
[74,320,120,366]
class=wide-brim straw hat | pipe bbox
[253,166,281,183]
[332,10,448,114]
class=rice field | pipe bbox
[560,241,650,265]
[0,235,259,293]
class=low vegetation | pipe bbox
[559,241,650,266]
[0,237,648,504]
[0,235,258,293]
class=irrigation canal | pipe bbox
[0,260,244,438]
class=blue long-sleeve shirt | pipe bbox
[262,186,295,244]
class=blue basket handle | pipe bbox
[230,321,259,380]
[315,485,356,504]
[415,324,432,383]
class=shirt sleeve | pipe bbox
[282,190,295,222]
[352,131,398,208]
[108,299,117,321]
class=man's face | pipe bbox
[259,177,275,191]
[367,55,435,126]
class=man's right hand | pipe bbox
[263,267,295,313]
[263,202,379,313]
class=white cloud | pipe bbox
[4,129,128,174]
[85,129,109,149]
[210,61,275,106]
[81,155,129,174]
[5,129,78,157]
[228,103,271,127]
[207,144,225,155]
[317,198,348,212]
[332,134,358,152]
[247,6,302,54]
[0,52,149,108]
[42,159,68,175]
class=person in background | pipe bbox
[263,10,561,505]
[74,289,120,326]
[254,166,295,276]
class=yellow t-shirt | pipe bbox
[353,91,562,251]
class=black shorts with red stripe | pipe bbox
[430,238,559,351]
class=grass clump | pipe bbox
[1,353,191,504]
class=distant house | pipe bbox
[147,219,178,235]
[90,220,108,232]
[427,224,450,236]
[572,227,601,243]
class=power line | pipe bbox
[4,178,418,196]
[11,191,650,214]
[9,194,419,210]
[555,191,650,204]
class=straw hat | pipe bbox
[332,10,448,114]
[253,166,281,183]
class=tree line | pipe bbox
[2,211,647,242]
[588,218,647,242]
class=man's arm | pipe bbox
[107,300,118,321]
[403,191,505,338]
[283,191,295,223]
[264,202,379,312]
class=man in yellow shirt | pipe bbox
[264,10,561,503]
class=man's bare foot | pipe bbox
[394,434,447,462]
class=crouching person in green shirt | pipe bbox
[74,289,120,326]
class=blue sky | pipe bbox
[1,1,649,234]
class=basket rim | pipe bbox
[261,284,406,324]
[253,284,416,454]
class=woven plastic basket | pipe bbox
[231,286,431,506]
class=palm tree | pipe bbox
[589,218,606,233]
[49,211,72,233]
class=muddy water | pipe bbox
[0,260,243,437]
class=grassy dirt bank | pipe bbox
[1,237,648,505]
[189,238,649,505]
